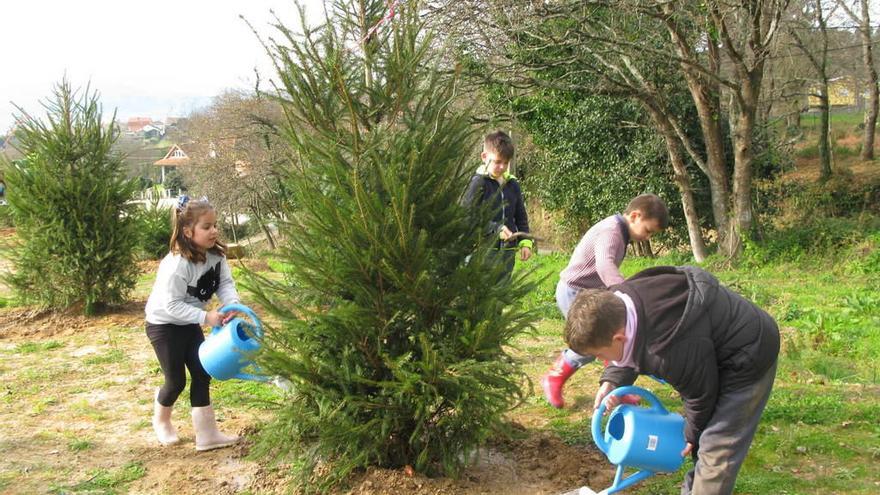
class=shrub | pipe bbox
[1,81,140,314]
[0,204,11,228]
[743,216,880,265]
[136,196,172,259]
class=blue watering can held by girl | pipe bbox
[568,385,686,495]
[198,304,270,382]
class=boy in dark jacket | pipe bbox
[462,130,533,281]
[564,266,779,495]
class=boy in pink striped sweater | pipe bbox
[541,194,669,408]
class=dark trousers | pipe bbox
[682,361,778,494]
[146,322,212,407]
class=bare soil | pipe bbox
[0,302,611,495]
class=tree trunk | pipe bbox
[699,98,734,257]
[678,75,734,256]
[786,99,801,134]
[661,8,733,256]
[730,72,764,257]
[632,240,654,257]
[857,0,878,160]
[644,104,708,261]
[819,83,833,181]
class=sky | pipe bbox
[0,0,323,131]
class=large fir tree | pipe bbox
[1,80,140,315]
[246,1,537,490]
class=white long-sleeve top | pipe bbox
[145,251,240,325]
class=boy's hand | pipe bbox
[499,225,513,241]
[593,382,642,412]
[681,442,693,457]
[205,310,225,328]
[593,381,617,411]
[520,246,532,261]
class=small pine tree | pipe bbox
[245,1,537,491]
[1,80,140,315]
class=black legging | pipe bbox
[146,322,211,407]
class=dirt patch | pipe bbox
[0,300,145,340]
[0,304,614,495]
[137,259,161,274]
[835,134,861,148]
[243,433,611,495]
[135,257,271,274]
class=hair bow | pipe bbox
[176,195,190,211]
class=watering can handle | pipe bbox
[592,385,667,454]
[211,303,263,339]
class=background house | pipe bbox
[126,117,153,134]
[154,143,190,184]
[808,76,874,109]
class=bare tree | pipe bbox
[790,0,835,181]
[181,90,287,249]
[837,0,878,160]
[431,0,792,258]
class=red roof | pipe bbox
[127,117,153,133]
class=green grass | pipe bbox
[83,349,126,366]
[12,340,64,354]
[51,461,146,494]
[800,110,868,132]
[68,438,94,452]
[517,228,880,494]
[212,375,284,410]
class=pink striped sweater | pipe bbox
[559,214,630,290]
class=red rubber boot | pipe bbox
[541,352,578,408]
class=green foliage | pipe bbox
[517,253,565,320]
[15,340,64,353]
[162,168,186,192]
[53,461,146,493]
[508,93,684,236]
[743,217,878,264]
[245,2,538,491]
[845,232,880,275]
[221,219,261,243]
[68,438,94,452]
[0,205,11,227]
[794,141,861,159]
[1,80,141,314]
[135,192,172,259]
[800,110,866,131]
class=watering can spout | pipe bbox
[235,372,271,383]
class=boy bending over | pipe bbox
[565,266,779,494]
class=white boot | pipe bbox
[192,405,238,451]
[152,395,180,446]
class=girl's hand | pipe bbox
[205,310,225,327]
[222,311,239,325]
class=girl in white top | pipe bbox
[144,196,240,450]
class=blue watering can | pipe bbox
[198,303,269,382]
[564,385,686,495]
